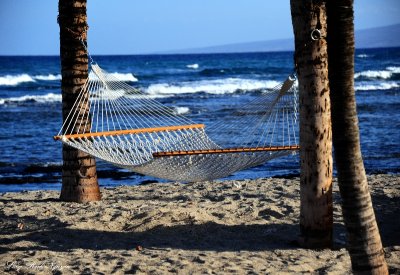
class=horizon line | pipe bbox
[0,45,399,57]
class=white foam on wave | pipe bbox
[186,64,199,69]
[354,66,400,80]
[387,66,400,73]
[0,74,35,86]
[357,54,368,58]
[96,89,126,100]
[107,72,138,82]
[0,93,61,104]
[34,74,62,81]
[0,72,138,86]
[125,93,170,100]
[173,107,190,115]
[354,70,392,79]
[355,81,399,91]
[145,78,280,96]
[0,74,62,86]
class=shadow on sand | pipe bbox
[0,212,302,254]
[0,191,398,255]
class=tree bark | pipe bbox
[290,0,333,248]
[326,0,388,273]
[58,0,101,202]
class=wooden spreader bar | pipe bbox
[152,145,300,157]
[54,124,205,141]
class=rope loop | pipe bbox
[61,24,94,64]
[63,24,88,40]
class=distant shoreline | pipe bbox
[0,46,399,58]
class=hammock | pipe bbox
[54,63,299,182]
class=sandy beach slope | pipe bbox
[1,174,399,274]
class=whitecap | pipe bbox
[107,72,138,82]
[186,64,199,69]
[125,93,171,99]
[34,74,62,81]
[145,78,281,96]
[387,66,400,73]
[356,54,368,58]
[0,74,64,86]
[95,89,125,100]
[173,107,190,115]
[0,74,35,86]
[0,93,62,104]
[354,70,392,79]
[0,72,138,86]
[355,81,399,91]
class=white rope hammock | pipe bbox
[54,63,299,182]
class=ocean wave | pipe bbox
[0,89,137,105]
[355,81,399,91]
[356,54,369,58]
[199,67,269,77]
[173,106,190,115]
[106,72,138,82]
[0,72,137,86]
[387,66,400,73]
[125,93,171,99]
[354,66,400,80]
[0,74,35,86]
[34,74,62,81]
[354,70,392,79]
[0,93,61,105]
[145,78,281,96]
[186,64,199,69]
[0,74,62,86]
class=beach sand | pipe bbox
[1,174,399,274]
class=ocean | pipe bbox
[0,48,399,192]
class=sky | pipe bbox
[0,0,399,55]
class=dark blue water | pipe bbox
[1,48,399,192]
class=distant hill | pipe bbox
[356,24,400,49]
[165,24,400,54]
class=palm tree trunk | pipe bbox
[290,0,333,248]
[326,0,388,273]
[58,0,101,202]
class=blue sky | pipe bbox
[0,0,399,55]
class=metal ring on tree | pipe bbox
[310,29,322,41]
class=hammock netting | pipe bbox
[55,63,299,182]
